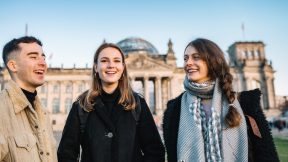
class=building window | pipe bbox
[247,51,252,59]
[52,120,57,125]
[65,98,72,113]
[78,83,84,93]
[66,84,72,93]
[52,98,60,113]
[53,84,60,93]
[251,50,255,59]
[40,98,47,108]
[254,50,259,59]
[244,51,248,58]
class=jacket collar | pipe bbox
[5,80,34,114]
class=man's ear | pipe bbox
[6,60,18,73]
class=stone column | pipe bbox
[267,78,276,109]
[169,77,174,99]
[144,76,150,107]
[60,81,65,113]
[72,81,77,101]
[155,77,162,115]
[167,77,172,100]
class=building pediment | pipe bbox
[126,54,172,71]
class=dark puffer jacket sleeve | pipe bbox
[57,102,81,162]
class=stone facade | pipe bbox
[228,42,276,109]
[0,38,279,130]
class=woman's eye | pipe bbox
[193,55,200,60]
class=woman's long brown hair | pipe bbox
[78,43,136,111]
[185,38,241,128]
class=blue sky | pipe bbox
[1,0,287,95]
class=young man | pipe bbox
[0,36,57,162]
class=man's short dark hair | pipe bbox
[2,36,42,65]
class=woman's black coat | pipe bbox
[163,89,279,162]
[57,94,165,162]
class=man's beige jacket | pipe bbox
[0,80,57,162]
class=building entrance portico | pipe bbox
[130,75,173,115]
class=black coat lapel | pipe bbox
[93,97,116,132]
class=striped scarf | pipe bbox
[177,77,248,162]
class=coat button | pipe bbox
[106,132,113,138]
[35,125,38,129]
[40,151,44,155]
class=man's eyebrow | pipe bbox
[27,52,39,55]
[27,52,46,57]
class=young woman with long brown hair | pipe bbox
[163,38,278,162]
[58,43,165,162]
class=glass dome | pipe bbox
[117,37,159,55]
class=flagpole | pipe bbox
[241,22,245,40]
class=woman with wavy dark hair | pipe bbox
[58,43,165,162]
[163,38,278,162]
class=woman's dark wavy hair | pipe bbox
[185,38,241,128]
[78,43,136,112]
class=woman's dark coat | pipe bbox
[163,89,279,162]
[58,95,165,162]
